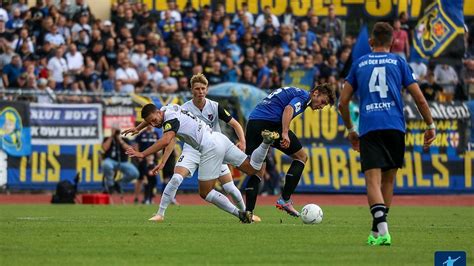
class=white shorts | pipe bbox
[176,144,231,178]
[198,132,247,181]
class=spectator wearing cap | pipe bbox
[45,24,66,48]
[255,6,280,33]
[156,66,178,93]
[2,55,22,88]
[71,12,91,41]
[115,58,138,93]
[47,46,68,90]
[37,78,57,104]
[101,20,116,40]
[65,43,84,75]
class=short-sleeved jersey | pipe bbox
[161,104,212,150]
[249,87,311,122]
[181,98,232,133]
[345,52,416,136]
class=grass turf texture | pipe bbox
[0,205,472,265]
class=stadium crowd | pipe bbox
[0,0,473,103]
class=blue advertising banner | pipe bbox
[283,68,317,91]
[0,101,31,157]
[30,103,103,145]
[5,99,474,194]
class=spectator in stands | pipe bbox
[6,8,24,32]
[279,6,296,26]
[71,12,91,41]
[102,126,139,194]
[223,56,241,82]
[102,68,116,93]
[65,43,84,76]
[255,6,280,33]
[461,57,474,99]
[240,64,256,86]
[115,58,139,93]
[2,54,23,87]
[420,71,443,101]
[391,19,410,60]
[47,46,68,90]
[434,64,458,102]
[256,54,271,89]
[156,66,178,93]
[37,78,56,103]
[319,4,342,41]
[409,59,428,81]
[45,24,66,48]
[12,28,34,55]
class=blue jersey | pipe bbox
[249,87,310,122]
[345,52,416,136]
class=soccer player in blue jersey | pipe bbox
[244,84,336,218]
[339,22,436,246]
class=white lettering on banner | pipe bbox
[405,102,471,120]
[30,109,61,120]
[64,110,98,120]
[32,126,97,138]
[365,101,394,112]
[104,106,134,116]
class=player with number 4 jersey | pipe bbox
[339,22,436,246]
[244,84,336,218]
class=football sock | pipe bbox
[222,181,246,211]
[244,175,261,212]
[281,160,305,201]
[249,143,270,170]
[205,189,239,217]
[370,204,388,236]
[157,174,183,216]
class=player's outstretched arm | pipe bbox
[406,83,436,150]
[153,138,176,175]
[227,118,246,152]
[281,105,294,149]
[339,82,359,151]
[122,121,149,136]
[126,131,176,159]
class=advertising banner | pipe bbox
[30,103,102,145]
[0,101,31,157]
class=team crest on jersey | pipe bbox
[164,123,172,131]
[208,114,214,121]
[413,1,464,58]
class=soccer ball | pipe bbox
[300,204,323,224]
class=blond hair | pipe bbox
[190,73,209,88]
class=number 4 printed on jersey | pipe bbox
[369,67,389,98]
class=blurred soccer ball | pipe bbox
[300,204,323,224]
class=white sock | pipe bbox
[250,143,270,170]
[157,174,183,216]
[222,182,245,211]
[205,189,239,217]
[374,210,389,235]
[377,222,388,236]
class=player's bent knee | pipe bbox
[292,149,308,163]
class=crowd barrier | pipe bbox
[1,87,473,194]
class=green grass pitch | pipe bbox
[0,204,472,265]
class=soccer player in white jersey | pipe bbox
[124,73,254,222]
[124,103,279,223]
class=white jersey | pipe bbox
[181,99,222,133]
[161,104,212,150]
